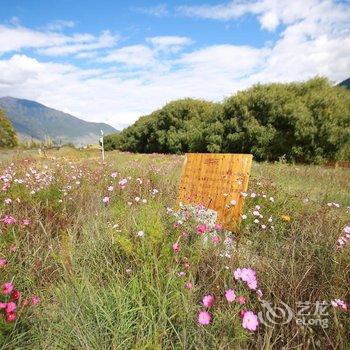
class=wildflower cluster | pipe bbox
[197,267,261,332]
[336,225,350,248]
[0,281,39,323]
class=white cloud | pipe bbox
[37,30,118,56]
[178,0,350,33]
[146,36,193,52]
[0,25,92,55]
[136,4,169,17]
[101,45,156,67]
[259,11,279,31]
[0,25,118,57]
[46,20,76,31]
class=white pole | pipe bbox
[100,130,105,162]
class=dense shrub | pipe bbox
[106,77,350,163]
[0,109,17,148]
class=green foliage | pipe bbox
[107,77,350,163]
[107,98,222,154]
[0,109,17,148]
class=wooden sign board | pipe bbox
[177,153,253,231]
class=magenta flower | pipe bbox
[202,294,215,308]
[198,311,211,325]
[225,289,236,303]
[1,215,16,225]
[242,311,259,331]
[196,224,206,235]
[0,258,7,267]
[5,302,16,313]
[6,312,16,322]
[0,302,6,309]
[2,282,14,295]
[172,242,180,253]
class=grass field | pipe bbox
[0,148,349,349]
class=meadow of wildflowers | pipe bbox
[0,148,349,349]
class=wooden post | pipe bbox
[100,130,105,162]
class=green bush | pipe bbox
[0,109,17,148]
[106,77,350,163]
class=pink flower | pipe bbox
[0,258,7,267]
[185,282,193,289]
[31,295,40,305]
[214,223,222,230]
[102,196,110,203]
[238,296,246,305]
[21,219,30,227]
[247,279,257,290]
[198,311,211,325]
[234,268,242,280]
[242,311,259,331]
[111,172,118,178]
[202,294,215,308]
[0,302,6,309]
[211,235,220,244]
[239,268,258,290]
[5,302,16,313]
[1,215,16,225]
[172,242,180,253]
[225,289,236,303]
[107,186,114,192]
[6,312,16,322]
[2,282,14,295]
[196,224,206,235]
[178,271,186,277]
[331,299,347,310]
[118,178,127,188]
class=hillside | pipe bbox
[338,77,350,89]
[0,97,116,145]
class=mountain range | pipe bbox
[338,77,350,89]
[0,97,117,146]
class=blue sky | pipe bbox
[0,0,349,128]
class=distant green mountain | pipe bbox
[338,78,350,89]
[0,97,117,145]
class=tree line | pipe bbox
[0,109,17,148]
[105,77,350,163]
